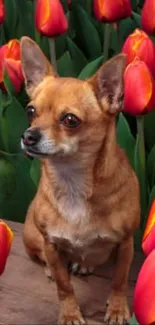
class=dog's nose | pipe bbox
[22,128,41,146]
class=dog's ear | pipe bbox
[89,54,126,114]
[20,37,57,96]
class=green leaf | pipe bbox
[131,0,139,10]
[1,97,28,153]
[30,158,41,187]
[78,55,103,79]
[0,158,16,207]
[144,109,155,151]
[15,0,34,39]
[131,11,141,28]
[55,34,67,59]
[0,154,36,222]
[119,17,138,43]
[134,227,143,251]
[148,185,155,213]
[57,51,76,77]
[147,145,155,189]
[3,69,16,97]
[67,37,87,75]
[40,36,50,61]
[116,113,135,170]
[134,134,148,226]
[3,0,18,39]
[130,314,139,325]
[72,4,101,59]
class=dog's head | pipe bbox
[21,37,126,161]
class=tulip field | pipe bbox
[1,0,155,322]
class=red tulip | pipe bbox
[0,0,5,24]
[0,220,14,275]
[134,250,155,324]
[142,0,155,36]
[0,39,24,92]
[123,58,155,115]
[93,0,131,22]
[35,0,68,37]
[142,200,155,256]
[122,28,155,77]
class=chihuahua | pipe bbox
[20,37,140,325]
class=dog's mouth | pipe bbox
[21,141,49,158]
[24,148,49,158]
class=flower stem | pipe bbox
[136,115,147,226]
[48,38,57,71]
[103,23,112,62]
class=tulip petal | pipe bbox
[0,39,23,92]
[4,59,24,92]
[6,39,21,61]
[93,0,131,22]
[124,58,155,115]
[142,0,155,35]
[122,29,155,77]
[0,0,5,24]
[134,250,155,324]
[0,220,14,275]
[142,200,155,255]
[35,0,68,37]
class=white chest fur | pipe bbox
[47,160,116,265]
[51,160,90,223]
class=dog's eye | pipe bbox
[60,113,81,128]
[26,106,36,122]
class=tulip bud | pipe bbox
[35,0,68,37]
[0,0,5,24]
[0,220,14,275]
[142,200,155,256]
[93,0,131,22]
[0,39,24,93]
[122,29,155,78]
[123,58,155,115]
[134,250,155,325]
[142,0,155,36]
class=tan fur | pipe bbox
[21,37,140,325]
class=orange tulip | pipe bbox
[142,0,155,36]
[134,250,155,324]
[0,39,24,92]
[0,0,5,24]
[35,0,68,37]
[93,0,131,22]
[122,29,155,77]
[123,58,155,115]
[0,220,14,275]
[142,200,155,256]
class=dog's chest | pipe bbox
[47,222,115,265]
[48,162,116,264]
[52,162,89,223]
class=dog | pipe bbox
[20,36,140,325]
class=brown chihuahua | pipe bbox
[20,37,140,325]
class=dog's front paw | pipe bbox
[104,294,130,325]
[59,310,86,325]
[69,262,94,276]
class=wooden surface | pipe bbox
[0,221,144,325]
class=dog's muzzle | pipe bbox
[21,128,41,147]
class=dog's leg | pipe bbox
[44,240,85,325]
[104,236,133,325]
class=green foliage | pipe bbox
[116,113,135,170]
